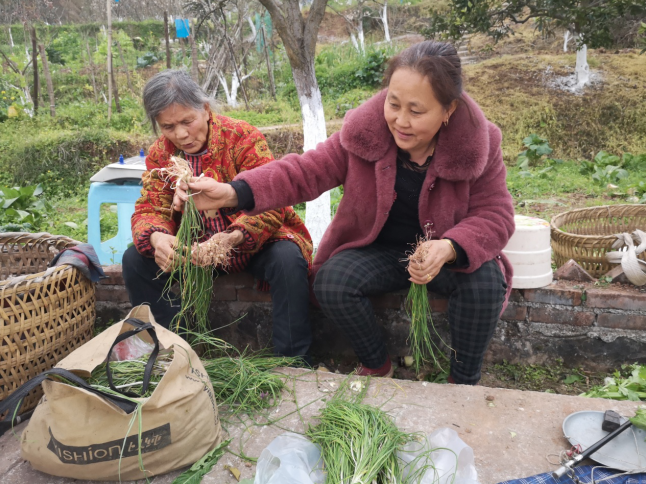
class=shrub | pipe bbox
[0,184,52,230]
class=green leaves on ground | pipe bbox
[0,184,52,230]
[630,407,646,432]
[517,134,561,178]
[581,364,646,401]
[171,438,231,484]
[580,151,630,184]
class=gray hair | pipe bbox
[142,69,216,134]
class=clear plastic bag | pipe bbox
[254,432,325,484]
[254,428,478,484]
[109,334,155,362]
[398,427,480,484]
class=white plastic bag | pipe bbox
[254,432,325,484]
[398,427,480,484]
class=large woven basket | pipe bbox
[0,233,95,415]
[551,205,646,278]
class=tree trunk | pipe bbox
[382,1,390,43]
[575,43,590,87]
[292,62,330,248]
[85,39,99,103]
[164,11,171,69]
[116,41,134,93]
[111,54,122,113]
[107,0,112,120]
[38,43,56,117]
[190,19,199,82]
[8,26,14,53]
[261,26,276,99]
[222,24,250,110]
[257,0,330,248]
[31,26,39,114]
[574,34,589,87]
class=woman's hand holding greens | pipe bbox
[150,232,179,273]
[407,239,455,284]
[173,177,239,212]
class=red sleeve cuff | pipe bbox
[227,226,255,251]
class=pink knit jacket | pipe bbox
[236,90,516,309]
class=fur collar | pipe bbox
[339,89,493,181]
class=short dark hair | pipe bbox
[383,41,470,118]
[142,69,214,134]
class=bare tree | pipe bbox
[328,0,369,54]
[371,0,390,42]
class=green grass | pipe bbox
[506,158,645,220]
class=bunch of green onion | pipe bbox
[203,353,300,416]
[164,190,214,334]
[307,378,437,483]
[87,353,174,398]
[406,240,451,374]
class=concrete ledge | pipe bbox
[1,370,642,483]
[96,265,646,369]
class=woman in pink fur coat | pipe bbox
[174,41,515,384]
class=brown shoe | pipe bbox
[355,356,394,378]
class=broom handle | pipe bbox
[552,419,632,479]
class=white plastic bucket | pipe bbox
[502,215,553,289]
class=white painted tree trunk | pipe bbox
[8,27,14,49]
[575,41,590,88]
[382,1,390,42]
[563,30,571,53]
[357,21,365,54]
[218,71,252,108]
[293,63,330,250]
[247,16,256,38]
[350,32,359,52]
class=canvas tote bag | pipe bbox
[2,305,222,481]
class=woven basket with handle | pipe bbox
[550,205,646,278]
[0,233,95,414]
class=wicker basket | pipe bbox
[551,205,646,278]
[1,233,95,414]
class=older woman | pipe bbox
[174,42,515,384]
[123,70,314,364]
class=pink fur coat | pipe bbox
[236,89,516,308]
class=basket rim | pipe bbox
[0,231,81,245]
[550,204,646,236]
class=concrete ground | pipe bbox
[0,369,641,484]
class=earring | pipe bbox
[443,119,449,127]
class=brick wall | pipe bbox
[97,266,646,369]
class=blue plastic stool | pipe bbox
[88,181,142,265]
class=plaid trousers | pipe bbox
[313,243,507,384]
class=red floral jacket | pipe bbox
[131,112,313,272]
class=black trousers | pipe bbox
[313,243,507,384]
[122,241,312,363]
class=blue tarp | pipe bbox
[498,465,646,484]
[175,19,190,38]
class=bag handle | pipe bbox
[104,318,161,398]
[0,368,139,424]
